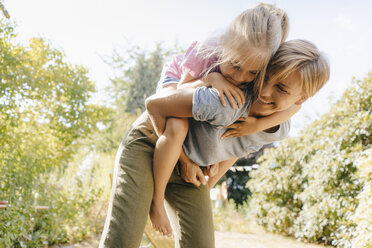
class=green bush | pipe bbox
[0,162,105,247]
[0,19,109,247]
[352,148,372,248]
[248,73,371,247]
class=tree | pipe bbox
[0,18,108,247]
[89,42,182,155]
[0,20,105,182]
[0,0,10,19]
[107,43,180,114]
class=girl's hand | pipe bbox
[221,116,260,139]
[205,73,245,109]
[221,104,301,139]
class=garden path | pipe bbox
[52,231,329,248]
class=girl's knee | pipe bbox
[164,118,189,138]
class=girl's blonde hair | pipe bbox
[198,3,289,90]
[265,39,330,98]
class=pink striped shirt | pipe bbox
[165,42,219,80]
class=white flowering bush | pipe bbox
[352,149,372,248]
[248,73,372,247]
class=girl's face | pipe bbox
[249,71,306,117]
[219,58,261,88]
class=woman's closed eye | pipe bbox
[276,84,288,94]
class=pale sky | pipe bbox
[5,0,372,136]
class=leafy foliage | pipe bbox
[352,148,372,248]
[0,16,179,247]
[89,43,180,156]
[225,157,254,207]
[0,19,108,246]
[248,74,372,247]
[106,43,179,114]
[225,144,274,207]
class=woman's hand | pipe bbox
[204,73,245,109]
[179,149,206,186]
[207,158,237,189]
[202,163,219,178]
[180,160,206,187]
[221,116,260,139]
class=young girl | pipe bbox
[148,3,296,236]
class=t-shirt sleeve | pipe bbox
[192,86,243,126]
[256,119,291,142]
[181,42,213,78]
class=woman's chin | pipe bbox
[250,103,276,117]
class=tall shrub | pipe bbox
[352,148,372,248]
[248,73,372,247]
[0,19,107,246]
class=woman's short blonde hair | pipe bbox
[198,3,289,88]
[263,39,330,98]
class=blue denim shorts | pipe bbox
[156,76,179,92]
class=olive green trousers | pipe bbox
[99,112,215,248]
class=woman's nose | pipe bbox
[260,82,272,97]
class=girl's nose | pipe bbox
[235,72,245,83]
[237,71,254,83]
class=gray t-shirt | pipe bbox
[182,86,291,166]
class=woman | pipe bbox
[99,39,330,248]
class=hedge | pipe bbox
[248,73,371,247]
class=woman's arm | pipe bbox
[207,157,238,189]
[221,104,301,138]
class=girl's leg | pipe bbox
[150,117,189,236]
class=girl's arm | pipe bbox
[207,157,238,189]
[178,72,245,109]
[221,104,301,139]
[145,88,195,136]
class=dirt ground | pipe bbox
[52,231,329,248]
[215,231,329,248]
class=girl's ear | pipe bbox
[295,97,307,105]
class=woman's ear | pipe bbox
[295,97,307,105]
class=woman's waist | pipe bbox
[130,111,158,144]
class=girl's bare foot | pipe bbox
[149,201,173,237]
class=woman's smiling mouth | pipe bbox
[257,96,273,105]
